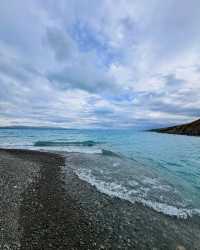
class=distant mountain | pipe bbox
[150,119,200,136]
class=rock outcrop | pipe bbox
[150,119,200,136]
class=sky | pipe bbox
[0,0,200,128]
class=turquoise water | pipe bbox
[1,128,200,217]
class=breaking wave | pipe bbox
[34,140,100,147]
[101,149,121,157]
[75,168,200,219]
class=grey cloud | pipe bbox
[134,87,200,119]
[0,55,42,83]
[139,0,200,59]
[46,27,77,62]
[47,66,116,93]
[45,26,119,93]
[164,74,185,88]
[150,100,200,117]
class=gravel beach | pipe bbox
[0,149,200,250]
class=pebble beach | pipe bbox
[0,148,200,250]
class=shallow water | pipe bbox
[1,128,200,217]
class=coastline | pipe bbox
[149,118,200,137]
[0,148,200,249]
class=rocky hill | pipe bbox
[150,119,200,136]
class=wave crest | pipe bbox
[75,168,200,219]
[101,149,121,158]
[34,140,100,147]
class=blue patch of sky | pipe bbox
[103,92,135,102]
[69,20,122,66]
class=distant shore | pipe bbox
[149,118,200,137]
[0,148,200,249]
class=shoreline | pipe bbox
[0,148,200,249]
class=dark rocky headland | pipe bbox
[150,118,200,136]
[1,148,200,249]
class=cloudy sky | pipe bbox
[0,0,200,128]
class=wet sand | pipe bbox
[0,149,200,249]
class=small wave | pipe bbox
[34,140,100,147]
[101,149,121,158]
[75,168,200,219]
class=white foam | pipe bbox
[153,184,172,192]
[51,146,102,154]
[75,169,129,199]
[142,177,158,185]
[142,177,172,192]
[128,180,139,187]
[75,168,200,219]
[113,162,120,167]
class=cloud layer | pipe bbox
[0,0,200,128]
